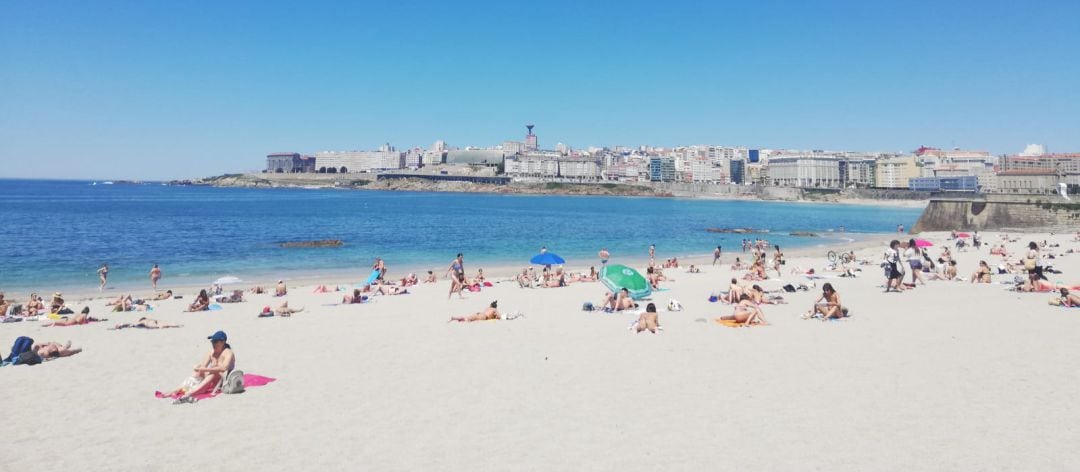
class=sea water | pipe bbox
[0,179,922,291]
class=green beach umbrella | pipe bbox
[600,264,651,300]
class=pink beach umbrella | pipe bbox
[915,239,934,248]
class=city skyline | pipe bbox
[2,1,1079,180]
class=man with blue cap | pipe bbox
[166,330,236,404]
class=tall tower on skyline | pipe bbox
[525,124,538,151]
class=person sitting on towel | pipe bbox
[166,331,235,403]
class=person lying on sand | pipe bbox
[1060,288,1080,307]
[804,283,845,319]
[215,290,245,303]
[151,290,174,301]
[748,285,786,304]
[274,301,303,316]
[718,294,767,326]
[274,280,287,297]
[600,288,636,312]
[112,317,182,330]
[449,300,501,322]
[545,270,568,288]
[166,331,234,404]
[34,340,82,359]
[372,280,409,296]
[632,303,660,333]
[186,290,211,312]
[687,265,701,274]
[42,306,106,327]
[249,286,266,294]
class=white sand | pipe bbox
[3,231,1080,471]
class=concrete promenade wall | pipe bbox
[912,195,1080,233]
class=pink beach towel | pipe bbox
[155,374,276,400]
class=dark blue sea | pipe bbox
[0,179,923,292]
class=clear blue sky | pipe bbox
[2,0,1078,180]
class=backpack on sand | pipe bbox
[222,370,245,394]
[6,336,34,364]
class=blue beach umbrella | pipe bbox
[600,264,651,300]
[530,252,566,266]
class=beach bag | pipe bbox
[1024,258,1036,271]
[667,299,683,312]
[782,284,796,293]
[581,302,594,311]
[6,336,34,363]
[18,350,42,365]
[222,370,245,394]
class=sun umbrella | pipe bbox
[213,276,243,285]
[530,252,566,266]
[956,232,971,238]
[600,264,651,300]
[915,239,934,248]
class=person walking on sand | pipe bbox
[884,240,905,292]
[648,244,656,261]
[97,263,109,291]
[713,245,722,265]
[150,264,162,291]
[447,253,466,300]
[598,248,610,266]
[905,239,926,286]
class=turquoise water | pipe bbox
[0,179,923,291]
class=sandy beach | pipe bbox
[4,230,1080,471]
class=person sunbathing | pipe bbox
[646,267,661,289]
[424,271,437,283]
[0,292,8,316]
[342,289,366,304]
[24,293,45,316]
[151,290,174,301]
[112,317,182,330]
[730,257,745,271]
[720,278,745,304]
[449,300,501,322]
[49,292,67,314]
[274,280,287,297]
[748,285,786,304]
[545,270,568,288]
[719,294,767,326]
[1017,278,1059,292]
[33,340,82,359]
[401,273,419,287]
[372,281,409,295]
[687,265,700,274]
[805,283,844,319]
[1060,288,1080,307]
[600,288,636,311]
[633,303,660,333]
[166,331,234,404]
[186,290,210,312]
[970,261,992,284]
[517,268,535,288]
[249,286,266,294]
[274,301,304,316]
[215,290,245,303]
[42,307,104,326]
[990,245,1009,257]
[472,268,485,286]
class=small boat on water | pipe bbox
[102,181,114,185]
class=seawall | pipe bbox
[912,195,1080,233]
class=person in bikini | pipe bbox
[600,288,636,311]
[633,303,660,333]
[719,294,767,326]
[166,331,235,404]
[805,283,844,319]
[112,317,182,330]
[186,290,210,312]
[150,264,162,291]
[42,306,104,327]
[448,300,501,322]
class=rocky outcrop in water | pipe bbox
[279,239,344,248]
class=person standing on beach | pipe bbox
[713,246,722,265]
[150,264,162,291]
[884,240,905,292]
[648,244,656,262]
[598,248,610,266]
[447,253,465,299]
[97,263,109,292]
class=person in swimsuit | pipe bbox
[167,331,235,404]
[42,306,104,327]
[970,261,992,284]
[600,288,636,311]
[648,244,656,262]
[1060,288,1080,307]
[719,294,767,326]
[633,303,660,333]
[275,280,287,297]
[186,290,210,312]
[448,300,501,322]
[151,290,174,301]
[24,293,45,316]
[447,253,465,300]
[713,246,722,265]
[0,292,9,316]
[598,248,610,266]
[33,341,82,359]
[97,263,109,291]
[274,301,304,316]
[150,264,162,291]
[806,283,844,319]
[423,271,437,283]
[112,317,182,330]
